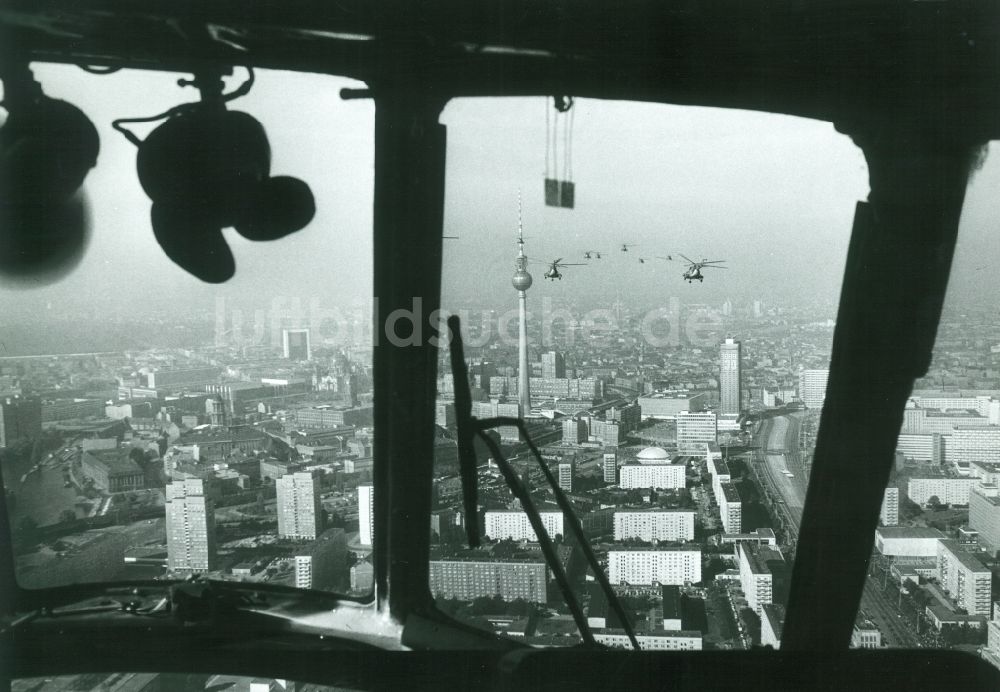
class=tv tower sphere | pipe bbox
[512,260,533,291]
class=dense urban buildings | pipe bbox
[6,290,1000,661]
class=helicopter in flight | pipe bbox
[535,258,585,280]
[677,253,727,282]
[620,243,636,252]
[583,250,603,259]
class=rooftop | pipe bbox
[926,410,984,418]
[720,482,741,503]
[761,603,786,639]
[636,447,670,462]
[712,459,731,476]
[739,543,784,575]
[608,545,701,554]
[938,539,990,574]
[594,628,702,639]
[876,527,946,540]
[83,449,143,477]
[614,508,696,515]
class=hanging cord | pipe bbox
[544,97,552,180]
[111,66,255,147]
[447,315,639,650]
[562,104,570,183]
[566,102,575,182]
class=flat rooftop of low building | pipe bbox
[876,527,946,540]
[926,604,988,624]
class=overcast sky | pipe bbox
[2,65,997,328]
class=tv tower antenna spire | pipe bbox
[511,190,533,417]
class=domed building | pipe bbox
[636,446,670,464]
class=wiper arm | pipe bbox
[448,315,593,645]
[475,417,640,650]
[448,315,639,650]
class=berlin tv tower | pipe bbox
[511,193,533,415]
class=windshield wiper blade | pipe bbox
[449,314,482,549]
[447,315,641,650]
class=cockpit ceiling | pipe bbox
[2,0,1000,130]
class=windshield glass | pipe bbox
[0,65,375,598]
[432,97,867,647]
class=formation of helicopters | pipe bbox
[541,247,727,282]
[475,211,728,283]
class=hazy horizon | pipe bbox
[2,65,998,336]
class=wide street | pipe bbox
[754,413,918,648]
